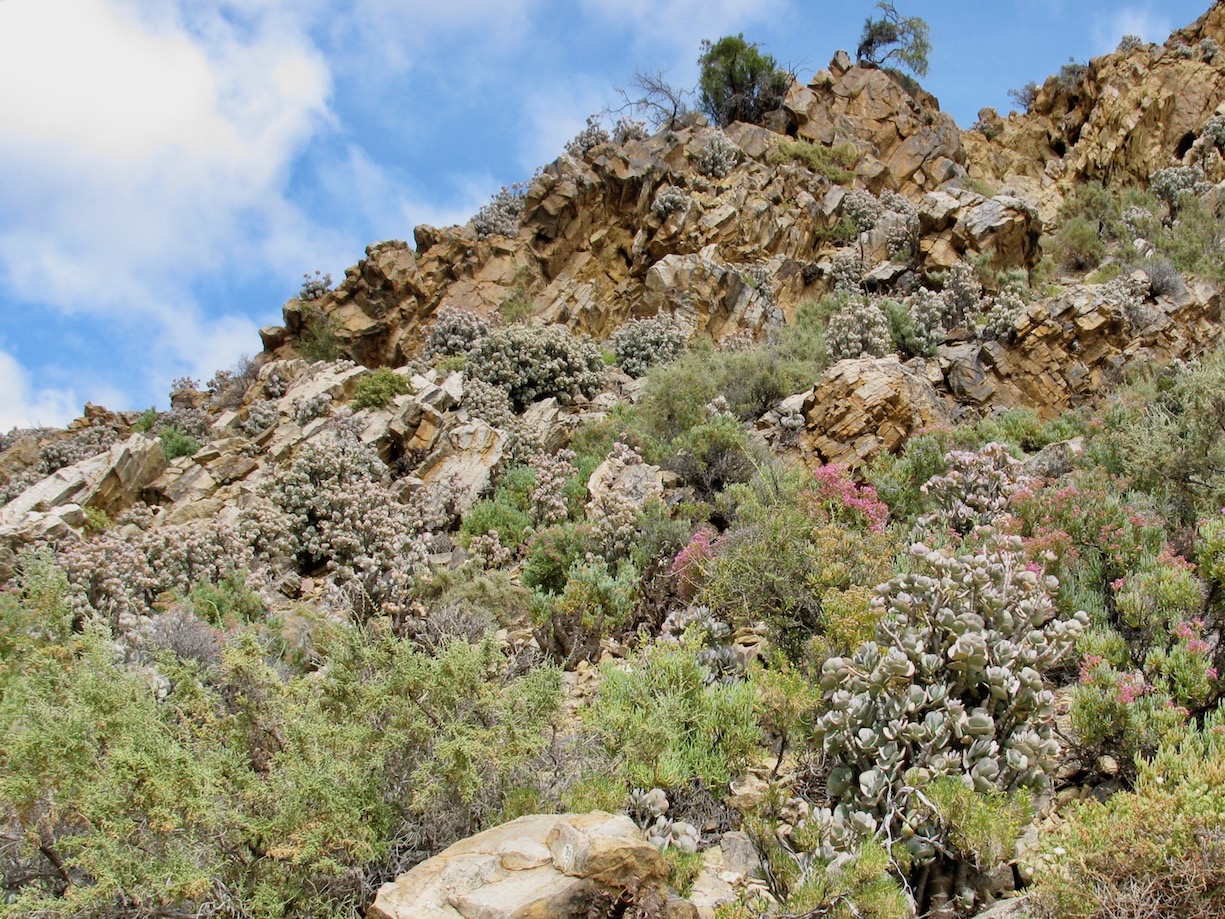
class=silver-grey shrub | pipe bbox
[1149,165,1210,214]
[692,129,739,179]
[1202,112,1225,149]
[56,520,253,626]
[241,400,280,437]
[880,190,920,258]
[470,182,530,239]
[827,295,892,359]
[565,114,610,158]
[299,270,332,301]
[424,307,491,359]
[982,290,1025,340]
[941,262,984,329]
[843,189,884,233]
[651,184,691,219]
[245,431,426,614]
[613,116,649,144]
[39,422,125,475]
[830,249,865,294]
[906,287,946,356]
[466,323,605,410]
[812,531,1089,899]
[612,314,688,377]
[919,442,1024,535]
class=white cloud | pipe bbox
[0,0,341,410]
[333,0,542,78]
[1091,6,1173,54]
[0,349,108,431]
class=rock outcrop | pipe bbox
[785,51,966,192]
[963,4,1225,218]
[368,812,696,919]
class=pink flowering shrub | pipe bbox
[1007,468,1167,580]
[671,527,716,602]
[803,464,888,533]
[1073,655,1191,757]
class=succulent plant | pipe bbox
[919,442,1024,535]
[647,815,700,854]
[810,530,1089,895]
[628,786,670,827]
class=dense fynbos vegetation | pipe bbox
[9,18,1225,919]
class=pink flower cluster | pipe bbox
[1158,547,1197,572]
[805,464,889,533]
[672,527,716,601]
[1079,653,1105,685]
[1174,618,1211,656]
[1117,672,1148,705]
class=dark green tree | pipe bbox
[697,34,790,127]
[856,1,931,78]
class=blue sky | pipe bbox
[0,0,1212,429]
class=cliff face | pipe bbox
[965,3,1225,217]
[264,11,1225,376]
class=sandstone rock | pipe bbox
[416,420,505,514]
[686,831,762,919]
[1022,437,1086,479]
[963,4,1225,220]
[644,246,779,341]
[368,812,680,919]
[786,63,965,193]
[969,896,1036,919]
[0,434,167,526]
[953,196,1042,272]
[792,357,950,468]
[281,240,433,368]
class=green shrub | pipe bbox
[521,522,598,595]
[352,368,413,410]
[765,838,911,919]
[664,414,756,497]
[1057,181,1121,240]
[158,425,201,459]
[865,429,952,525]
[185,572,264,627]
[0,610,562,918]
[298,306,342,362]
[586,643,761,790]
[697,34,790,127]
[1051,216,1105,270]
[460,498,534,551]
[857,2,931,77]
[1094,347,1225,522]
[1032,716,1225,919]
[698,465,897,661]
[133,407,158,433]
[530,557,638,668]
[1151,195,1225,282]
[766,140,860,184]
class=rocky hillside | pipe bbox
[3,7,1225,919]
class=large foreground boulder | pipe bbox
[369,812,695,919]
